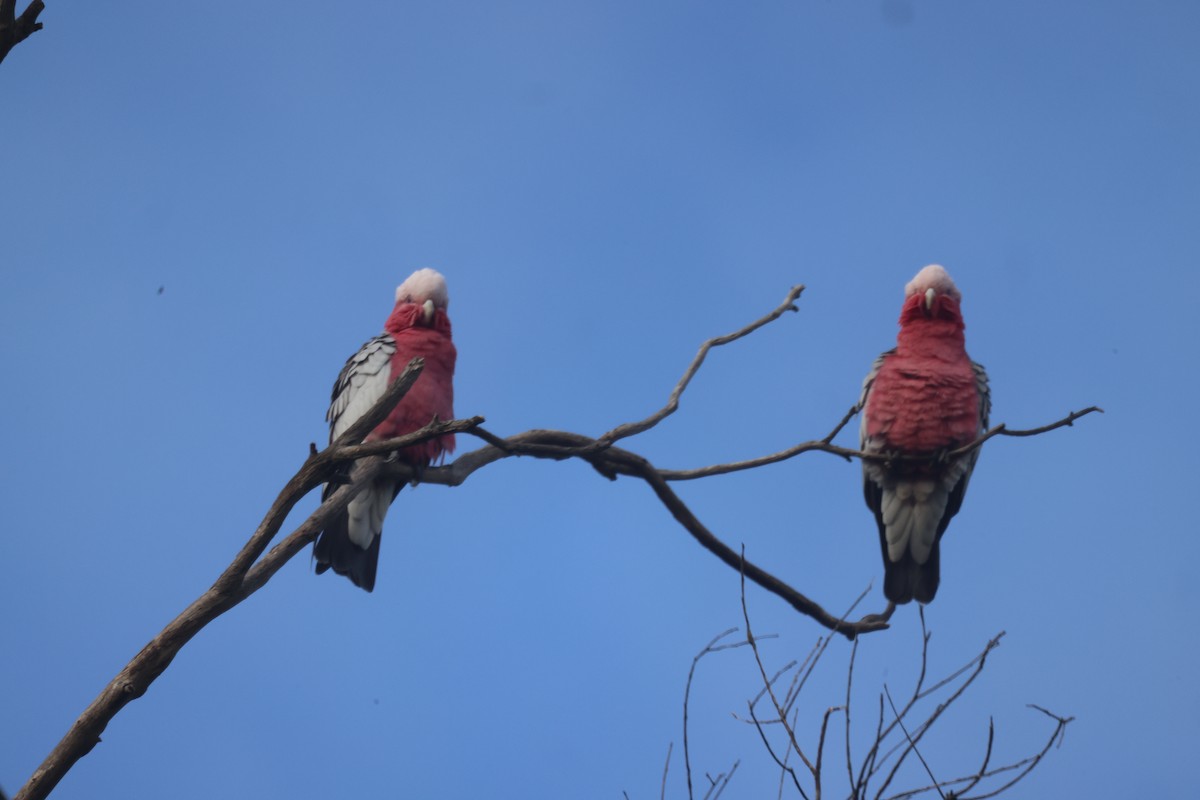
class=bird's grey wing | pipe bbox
[327,334,397,444]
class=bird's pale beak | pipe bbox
[422,299,435,325]
[924,288,935,312]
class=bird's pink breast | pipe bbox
[866,345,979,454]
[368,321,457,464]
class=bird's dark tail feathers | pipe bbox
[883,546,941,605]
[313,513,381,592]
[313,481,388,592]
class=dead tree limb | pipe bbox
[704,605,1072,799]
[14,361,482,800]
[15,284,1095,800]
[0,0,44,65]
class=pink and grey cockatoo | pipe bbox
[859,265,990,605]
[313,268,457,592]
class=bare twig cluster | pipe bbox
[675,589,1072,800]
[15,284,1094,800]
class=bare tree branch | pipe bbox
[956,706,1072,800]
[14,362,469,800]
[661,741,674,800]
[701,760,740,800]
[592,284,805,449]
[872,627,1004,799]
[658,406,1103,481]
[683,629,755,800]
[724,613,1070,800]
[0,0,44,65]
[15,282,1094,800]
[741,553,818,777]
[883,684,946,800]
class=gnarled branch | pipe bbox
[15,282,1097,800]
[0,0,44,65]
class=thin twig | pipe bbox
[660,741,673,800]
[845,638,859,799]
[592,285,805,449]
[861,612,933,789]
[740,549,818,775]
[949,406,1104,457]
[683,628,751,800]
[701,760,740,800]
[956,718,995,797]
[748,700,808,800]
[815,703,845,799]
[777,725,794,800]
[959,707,1072,800]
[873,632,1005,799]
[883,685,946,800]
[658,407,1103,481]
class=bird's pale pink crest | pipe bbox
[904,264,961,304]
[395,268,450,310]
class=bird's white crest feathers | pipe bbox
[904,264,961,303]
[395,268,450,310]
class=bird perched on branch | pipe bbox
[859,265,990,605]
[314,268,457,591]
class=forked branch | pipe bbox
[16,283,1096,800]
[0,0,44,65]
[699,602,1073,799]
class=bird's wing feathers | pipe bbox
[858,348,893,450]
[943,359,990,521]
[972,360,990,431]
[327,334,397,443]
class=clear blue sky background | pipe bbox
[2,2,1196,798]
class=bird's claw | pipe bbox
[859,602,896,625]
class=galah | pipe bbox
[314,268,457,592]
[859,265,990,605]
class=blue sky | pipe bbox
[2,1,1197,797]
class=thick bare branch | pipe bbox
[16,282,1092,799]
[15,361,445,800]
[13,467,383,800]
[365,400,1097,640]
[214,358,431,592]
[375,429,892,637]
[334,358,427,446]
[0,0,44,65]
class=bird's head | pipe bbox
[900,264,964,325]
[392,268,451,328]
